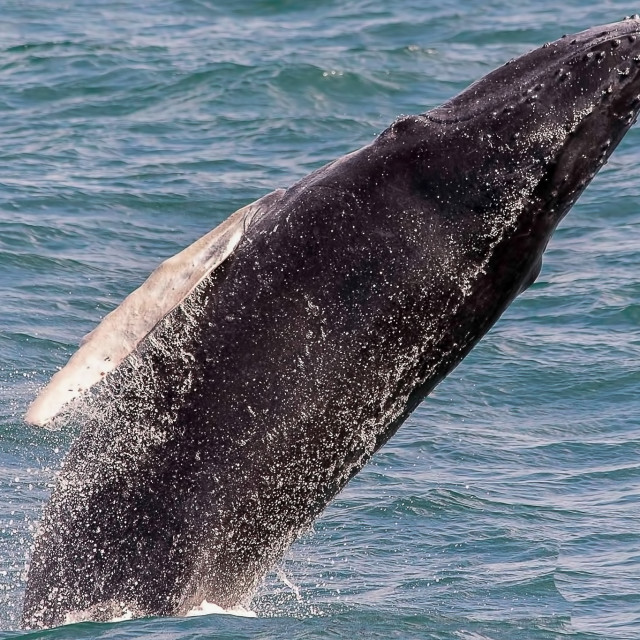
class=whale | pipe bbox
[22,19,640,629]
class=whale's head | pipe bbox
[410,18,640,296]
[425,18,640,221]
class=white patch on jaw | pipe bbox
[25,189,285,428]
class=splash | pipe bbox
[275,566,303,602]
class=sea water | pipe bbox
[1,1,639,638]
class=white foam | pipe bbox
[60,601,256,626]
[185,600,257,618]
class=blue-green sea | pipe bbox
[1,1,640,638]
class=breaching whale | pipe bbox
[22,19,640,628]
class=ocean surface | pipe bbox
[1,1,639,638]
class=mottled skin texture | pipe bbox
[23,19,640,629]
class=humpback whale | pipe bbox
[22,19,640,628]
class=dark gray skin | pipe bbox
[23,19,640,629]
